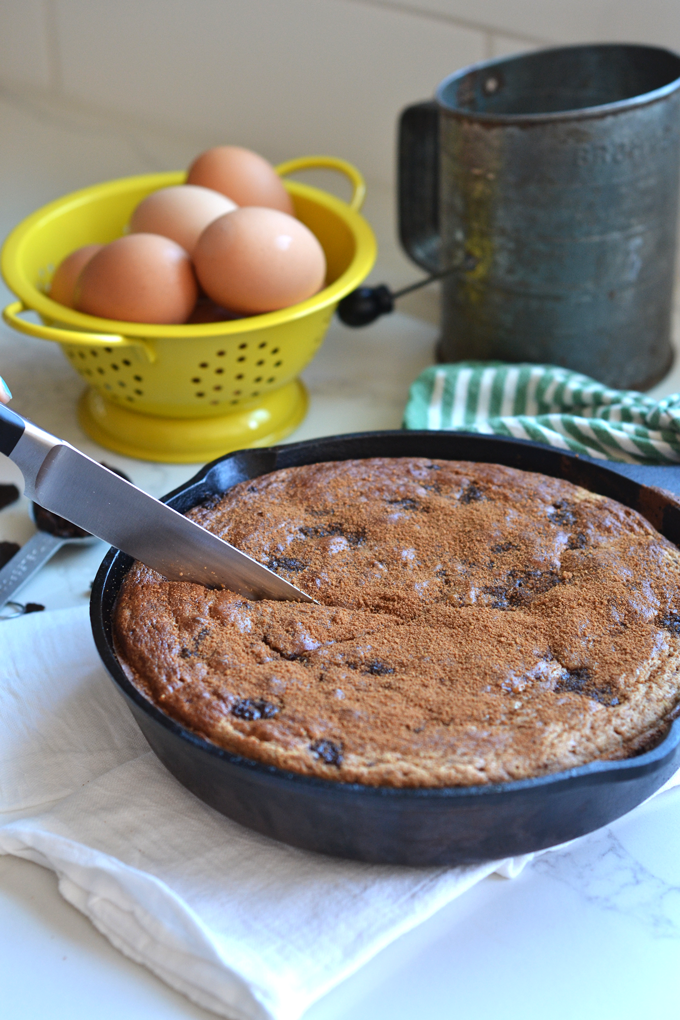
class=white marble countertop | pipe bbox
[0,90,679,1020]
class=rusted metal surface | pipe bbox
[399,45,680,390]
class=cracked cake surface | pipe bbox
[113,457,680,787]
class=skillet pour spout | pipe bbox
[91,431,680,866]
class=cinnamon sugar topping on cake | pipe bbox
[113,458,680,787]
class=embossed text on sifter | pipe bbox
[399,44,680,391]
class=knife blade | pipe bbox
[0,405,314,602]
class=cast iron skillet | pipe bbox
[91,431,680,866]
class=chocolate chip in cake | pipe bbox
[548,501,577,526]
[267,556,307,572]
[460,483,484,504]
[386,498,419,510]
[554,667,620,706]
[554,666,592,696]
[491,541,518,554]
[365,661,394,675]
[299,523,365,546]
[484,569,560,610]
[483,585,511,610]
[659,612,680,635]
[588,686,620,707]
[506,569,561,606]
[231,698,279,720]
[310,739,343,766]
[200,493,223,511]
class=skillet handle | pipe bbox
[595,460,680,500]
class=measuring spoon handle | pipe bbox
[0,531,63,610]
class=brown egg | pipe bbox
[187,146,294,215]
[186,296,243,323]
[49,244,103,307]
[193,207,326,315]
[129,185,237,255]
[75,234,198,324]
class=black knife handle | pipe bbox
[0,404,25,456]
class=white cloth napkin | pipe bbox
[1,608,678,1020]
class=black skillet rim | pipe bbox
[90,429,680,802]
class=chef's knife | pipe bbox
[0,405,314,602]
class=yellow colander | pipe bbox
[1,156,376,462]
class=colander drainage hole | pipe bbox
[90,350,98,357]
[118,381,126,388]
[122,359,131,366]
[254,376,262,383]
[258,342,267,348]
[111,364,119,371]
[213,385,222,391]
[191,377,201,383]
[271,348,279,354]
[237,356,246,362]
[216,350,225,357]
[199,362,209,368]
[79,352,86,359]
[236,373,244,380]
[134,389,143,396]
[97,368,105,375]
[274,360,282,367]
[215,368,224,375]
[256,360,264,366]
[196,392,205,398]
[238,343,247,350]
[267,376,275,383]
[104,347,112,353]
[251,391,260,397]
[133,375,143,382]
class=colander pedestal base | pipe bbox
[78,381,308,463]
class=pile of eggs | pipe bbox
[49,146,327,325]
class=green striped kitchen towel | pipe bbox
[403,361,680,463]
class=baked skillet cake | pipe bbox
[113,458,680,787]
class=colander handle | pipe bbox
[275,156,366,211]
[2,301,156,362]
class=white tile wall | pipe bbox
[0,0,679,188]
[0,0,52,90]
[50,0,485,187]
[365,0,680,50]
[489,33,538,59]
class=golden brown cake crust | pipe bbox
[113,458,680,787]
